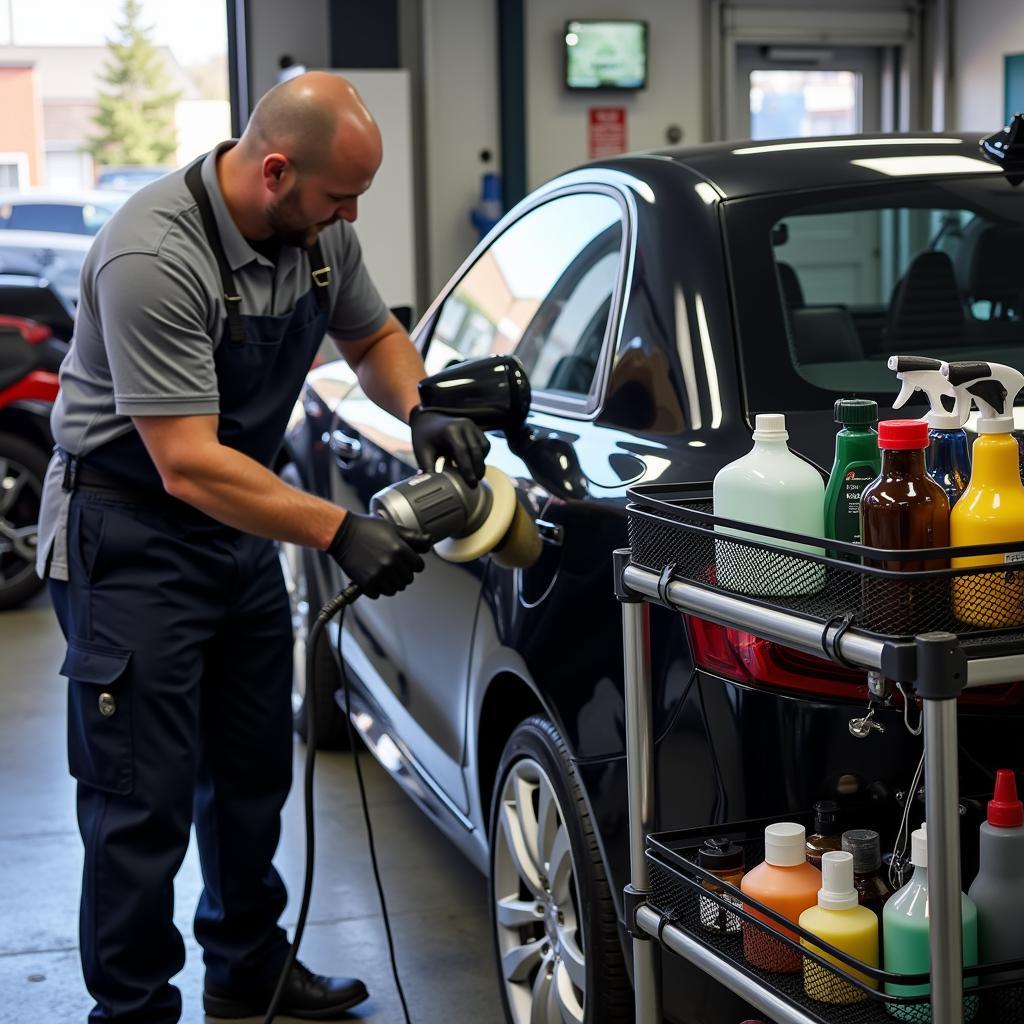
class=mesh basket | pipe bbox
[645,817,1024,1024]
[627,484,1024,643]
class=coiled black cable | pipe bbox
[261,582,412,1024]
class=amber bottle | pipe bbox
[860,420,951,633]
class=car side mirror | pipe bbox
[417,354,532,432]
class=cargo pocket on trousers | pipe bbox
[60,639,133,795]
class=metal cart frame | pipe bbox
[614,547,1024,1024]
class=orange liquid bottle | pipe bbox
[741,823,823,973]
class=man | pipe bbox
[36,72,489,1022]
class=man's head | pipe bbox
[236,71,382,247]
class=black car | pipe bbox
[281,134,1024,1024]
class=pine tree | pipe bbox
[86,0,182,167]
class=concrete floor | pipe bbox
[0,592,504,1024]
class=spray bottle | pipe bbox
[889,355,972,506]
[941,360,1024,628]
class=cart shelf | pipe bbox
[615,484,1024,1024]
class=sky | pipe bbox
[0,0,228,65]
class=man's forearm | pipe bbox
[351,326,426,422]
[160,440,344,549]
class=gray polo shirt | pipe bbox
[37,140,389,581]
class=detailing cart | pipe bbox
[615,484,1024,1024]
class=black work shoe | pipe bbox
[203,960,369,1020]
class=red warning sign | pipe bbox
[588,107,627,159]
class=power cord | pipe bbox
[261,582,413,1024]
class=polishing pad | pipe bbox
[435,466,516,563]
[492,499,543,569]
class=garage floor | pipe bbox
[1,594,504,1024]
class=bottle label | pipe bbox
[834,463,877,543]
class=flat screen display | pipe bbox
[565,20,648,91]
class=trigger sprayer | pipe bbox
[940,360,1024,628]
[888,355,972,505]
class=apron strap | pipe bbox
[308,238,330,314]
[184,157,247,346]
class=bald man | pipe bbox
[37,72,489,1023]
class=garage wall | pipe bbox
[420,0,501,295]
[954,0,1024,130]
[245,0,331,104]
[524,0,704,191]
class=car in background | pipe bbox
[283,134,1024,1024]
[0,190,126,237]
[95,165,171,193]
[0,230,91,307]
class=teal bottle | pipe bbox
[824,400,881,545]
[883,825,978,1022]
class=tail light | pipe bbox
[687,616,1024,706]
[687,615,868,699]
[0,315,50,344]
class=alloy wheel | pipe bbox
[0,455,40,589]
[278,539,309,715]
[493,757,586,1024]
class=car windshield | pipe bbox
[723,173,1024,411]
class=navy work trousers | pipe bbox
[49,489,295,1023]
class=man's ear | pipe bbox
[262,153,290,193]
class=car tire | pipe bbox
[0,432,47,610]
[489,715,632,1024]
[277,462,349,749]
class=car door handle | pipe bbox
[329,428,363,464]
[534,519,563,547]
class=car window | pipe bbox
[724,176,1024,410]
[3,203,86,234]
[424,193,623,398]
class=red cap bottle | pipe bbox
[877,419,929,450]
[987,769,1024,828]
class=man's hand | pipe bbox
[328,513,431,599]
[409,407,490,487]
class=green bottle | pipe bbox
[824,399,881,545]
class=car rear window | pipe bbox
[723,174,1024,410]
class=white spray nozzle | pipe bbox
[888,355,969,430]
[941,360,1024,434]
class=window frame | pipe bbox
[416,181,635,420]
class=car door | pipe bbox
[333,189,628,813]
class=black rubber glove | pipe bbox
[328,513,430,599]
[409,406,490,487]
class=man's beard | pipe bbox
[267,187,319,248]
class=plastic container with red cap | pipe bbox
[968,770,1024,974]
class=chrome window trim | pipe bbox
[414,168,642,422]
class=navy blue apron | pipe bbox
[49,155,331,1024]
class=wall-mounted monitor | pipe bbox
[565,20,648,91]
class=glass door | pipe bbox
[731,45,882,140]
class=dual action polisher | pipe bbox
[370,355,542,569]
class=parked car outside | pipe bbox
[94,165,172,193]
[0,190,126,236]
[282,134,1024,1024]
[0,230,92,307]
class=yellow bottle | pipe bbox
[799,850,879,1004]
[943,361,1024,628]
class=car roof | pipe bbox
[602,132,999,200]
[0,190,126,207]
[0,228,93,249]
